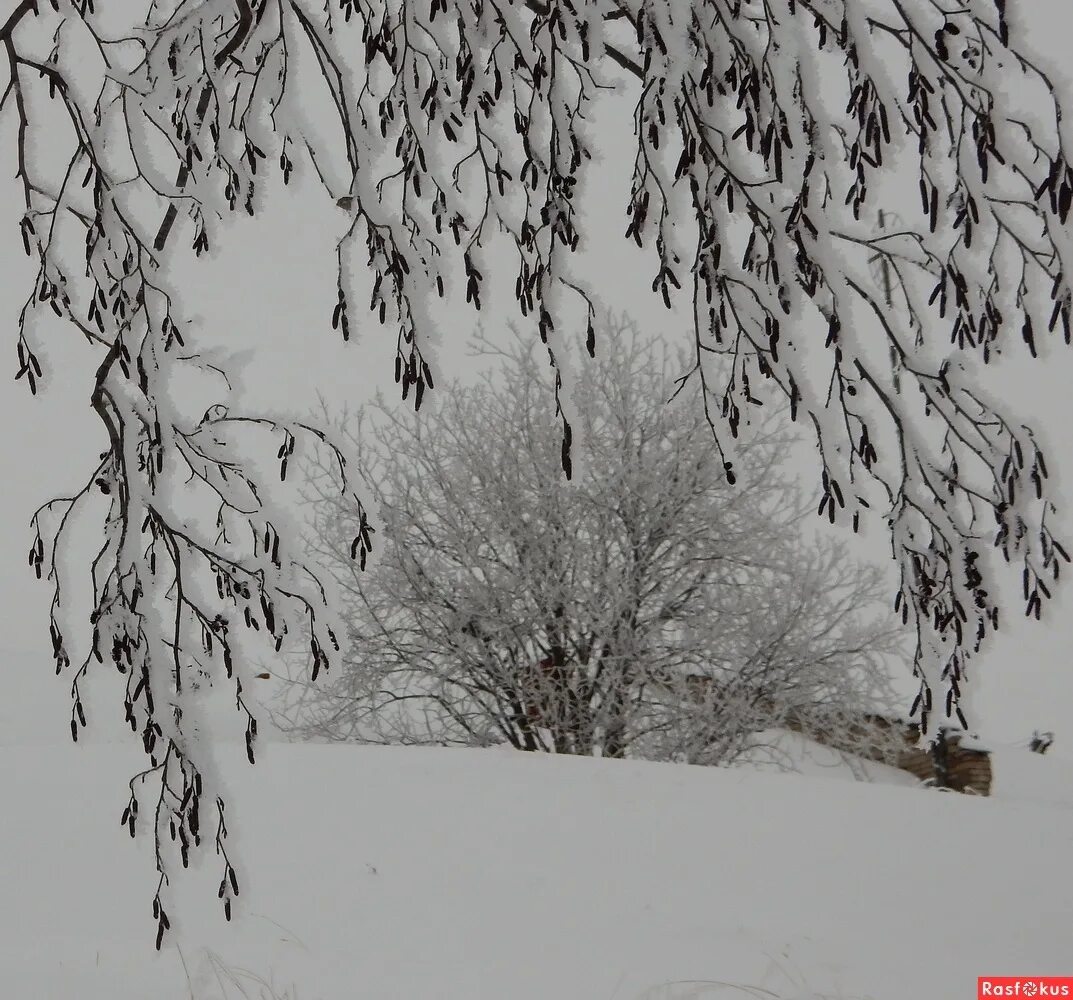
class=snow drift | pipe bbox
[1,741,1070,999]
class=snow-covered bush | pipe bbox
[283,324,905,763]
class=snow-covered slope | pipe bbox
[2,742,1070,1000]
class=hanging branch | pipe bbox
[3,0,1070,939]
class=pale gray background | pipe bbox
[2,2,1070,758]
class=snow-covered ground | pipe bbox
[2,734,1070,999]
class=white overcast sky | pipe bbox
[1,2,1071,757]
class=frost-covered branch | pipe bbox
[4,0,1071,937]
[7,0,372,946]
